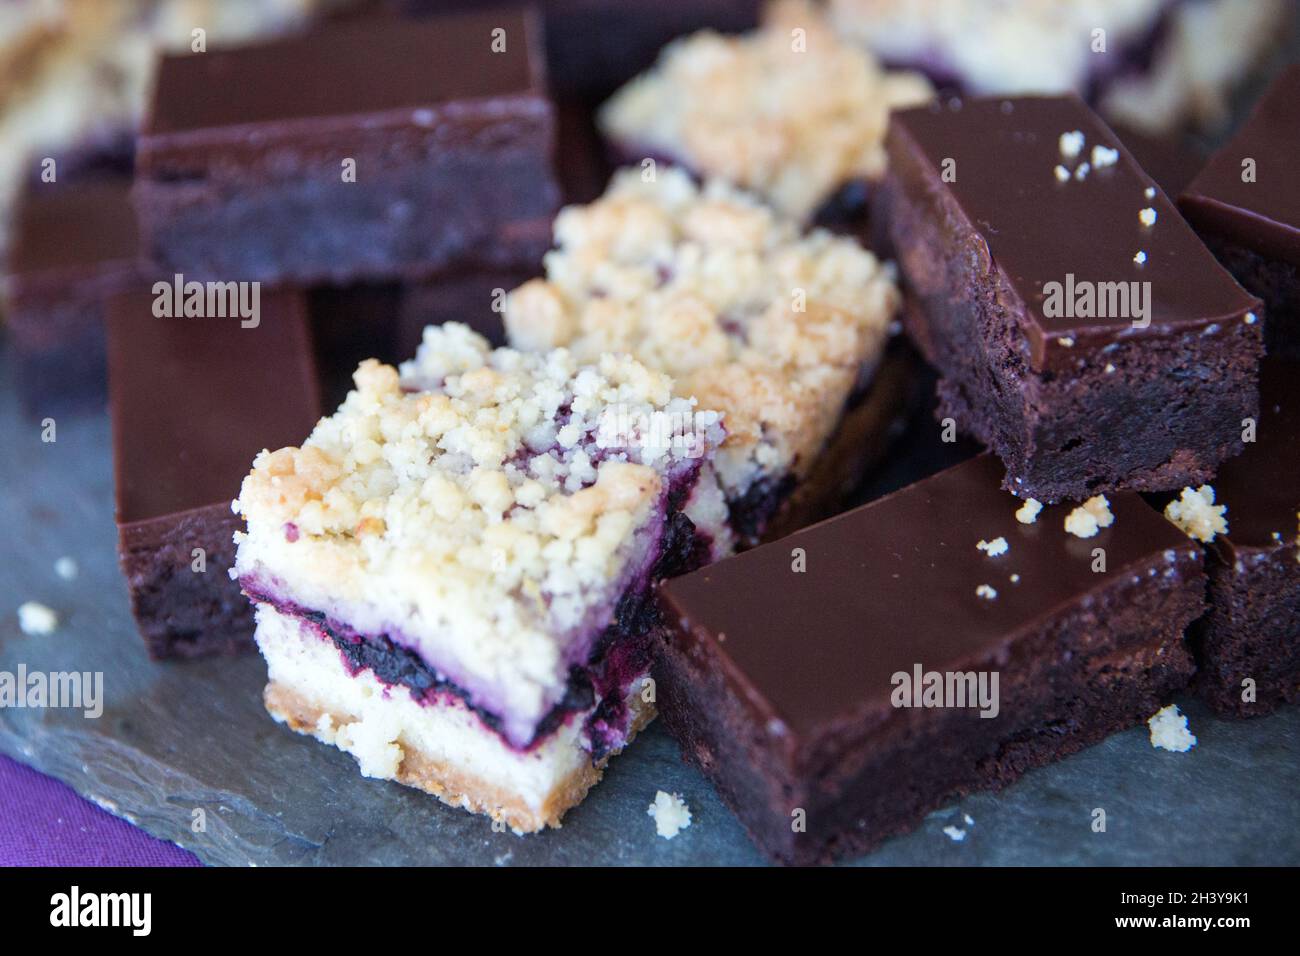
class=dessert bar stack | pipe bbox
[234,325,732,829]
[656,454,1204,863]
[115,8,564,659]
[3,0,1296,864]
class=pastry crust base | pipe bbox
[264,682,654,833]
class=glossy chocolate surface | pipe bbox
[1211,358,1300,559]
[660,453,1199,739]
[1180,65,1300,267]
[890,95,1258,368]
[145,9,541,138]
[108,290,321,525]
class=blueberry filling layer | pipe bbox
[245,483,712,757]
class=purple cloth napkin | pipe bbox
[0,754,200,866]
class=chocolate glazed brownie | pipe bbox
[881,94,1262,502]
[1172,359,1300,717]
[656,454,1202,865]
[1180,65,1300,359]
[109,289,321,659]
[133,9,559,286]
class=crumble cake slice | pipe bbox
[504,167,902,544]
[597,0,931,222]
[828,0,1288,134]
[234,323,731,830]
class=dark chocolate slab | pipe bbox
[890,95,1258,370]
[1180,65,1300,268]
[108,289,320,524]
[662,453,1200,739]
[7,178,139,280]
[146,9,540,138]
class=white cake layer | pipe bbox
[254,603,654,831]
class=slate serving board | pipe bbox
[2,349,1297,866]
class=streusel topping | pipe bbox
[598,1,931,220]
[504,167,900,504]
[234,324,726,737]
[830,0,1166,97]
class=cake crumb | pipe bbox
[1091,144,1119,168]
[1144,186,1156,199]
[1058,130,1085,158]
[1147,704,1196,753]
[1053,164,1070,183]
[648,791,692,839]
[975,584,998,600]
[1064,495,1114,539]
[1009,573,1020,584]
[17,601,58,635]
[1139,206,1157,227]
[976,536,1008,557]
[1104,362,1117,374]
[1245,312,1257,325]
[1015,498,1043,524]
[1133,250,1147,265]
[963,813,975,826]
[1073,162,1091,181]
[942,825,967,842]
[1164,485,1228,542]
[1057,336,1075,347]
[54,557,79,581]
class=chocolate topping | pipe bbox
[144,10,542,138]
[7,177,139,279]
[1211,358,1300,560]
[889,95,1258,370]
[660,453,1199,739]
[1180,65,1300,268]
[108,289,321,525]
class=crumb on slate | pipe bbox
[1015,498,1043,524]
[1054,164,1070,183]
[54,557,78,581]
[648,790,692,839]
[977,536,1008,557]
[1065,495,1114,539]
[942,825,967,842]
[1133,251,1147,265]
[975,584,998,600]
[1148,704,1196,753]
[1164,485,1228,543]
[1139,206,1157,226]
[17,601,58,635]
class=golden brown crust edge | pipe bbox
[264,682,655,833]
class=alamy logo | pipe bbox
[50,886,151,936]
[152,273,260,328]
[891,664,1000,718]
[0,666,102,718]
[1043,273,1151,329]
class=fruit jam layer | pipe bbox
[244,497,711,758]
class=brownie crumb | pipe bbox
[1163,485,1228,542]
[1064,495,1115,538]
[1058,130,1085,158]
[17,601,58,635]
[648,790,692,839]
[1147,704,1196,752]
[1015,498,1043,524]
